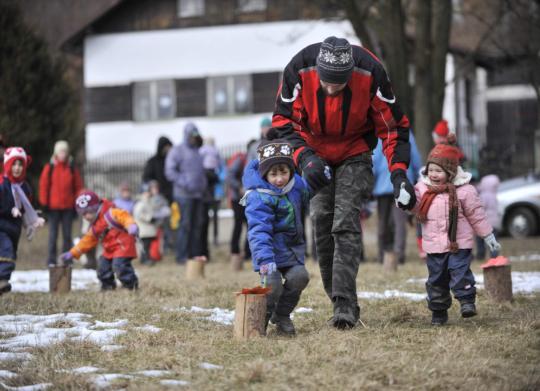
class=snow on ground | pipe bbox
[199,362,223,370]
[0,352,34,362]
[294,307,314,313]
[407,271,540,294]
[0,370,17,379]
[358,290,426,302]
[0,383,52,391]
[133,370,173,377]
[100,344,123,352]
[134,324,161,333]
[69,366,102,374]
[10,269,98,293]
[160,379,190,387]
[91,374,134,389]
[508,253,540,262]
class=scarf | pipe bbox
[416,183,459,253]
[238,177,296,207]
[11,183,41,239]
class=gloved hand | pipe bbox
[391,169,416,210]
[33,217,45,228]
[484,233,501,254]
[11,207,22,218]
[300,152,332,193]
[259,262,277,276]
[127,224,139,237]
[59,251,74,266]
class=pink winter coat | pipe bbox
[414,167,493,254]
[477,174,500,229]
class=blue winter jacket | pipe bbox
[164,122,207,199]
[242,160,310,272]
[373,132,423,196]
[0,178,31,254]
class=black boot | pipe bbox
[460,302,477,318]
[431,310,448,326]
[331,297,360,329]
[0,280,11,295]
[271,314,296,336]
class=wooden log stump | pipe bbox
[234,293,266,339]
[231,254,243,271]
[49,265,72,294]
[383,251,397,272]
[483,264,513,302]
[186,259,205,280]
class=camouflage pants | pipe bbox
[310,153,374,303]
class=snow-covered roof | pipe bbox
[84,20,360,87]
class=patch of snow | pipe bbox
[0,383,52,391]
[358,290,426,302]
[0,352,34,362]
[0,370,17,379]
[134,324,161,333]
[173,306,235,326]
[408,271,540,294]
[70,366,101,374]
[91,319,128,329]
[294,307,313,313]
[100,345,124,352]
[199,362,223,370]
[91,374,133,389]
[160,379,190,387]
[134,370,172,377]
[10,269,98,293]
[508,253,540,262]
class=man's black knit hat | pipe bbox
[317,36,354,84]
[257,139,295,178]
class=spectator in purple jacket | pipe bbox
[165,122,208,264]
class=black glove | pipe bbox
[390,169,416,210]
[299,151,332,193]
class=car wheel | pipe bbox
[506,207,538,238]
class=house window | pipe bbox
[178,0,205,17]
[237,0,267,13]
[207,75,252,115]
[133,80,176,122]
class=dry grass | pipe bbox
[2,220,539,390]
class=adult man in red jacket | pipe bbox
[272,36,415,329]
[39,141,83,266]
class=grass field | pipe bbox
[1,218,539,390]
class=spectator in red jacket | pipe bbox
[39,140,83,266]
[272,36,415,329]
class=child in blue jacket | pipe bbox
[241,139,310,336]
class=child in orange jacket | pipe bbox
[60,190,139,290]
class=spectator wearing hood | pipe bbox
[39,140,83,266]
[165,122,208,264]
[143,136,173,204]
[475,174,500,260]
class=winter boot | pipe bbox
[460,302,477,318]
[0,280,12,295]
[431,310,448,326]
[271,313,296,336]
[331,297,360,329]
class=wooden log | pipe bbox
[483,264,513,302]
[233,293,267,339]
[49,266,72,294]
[383,251,397,272]
[186,259,205,280]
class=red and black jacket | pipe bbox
[273,43,411,172]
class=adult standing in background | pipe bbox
[143,136,174,204]
[165,122,207,264]
[272,36,415,328]
[39,140,83,266]
[373,131,423,265]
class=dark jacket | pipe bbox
[273,42,411,171]
[143,137,173,203]
[242,160,310,272]
[0,177,31,253]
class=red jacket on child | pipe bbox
[39,159,83,210]
[70,199,137,260]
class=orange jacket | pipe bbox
[39,159,83,209]
[70,199,137,260]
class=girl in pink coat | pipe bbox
[414,135,501,326]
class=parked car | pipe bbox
[497,173,540,238]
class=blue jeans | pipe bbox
[175,197,204,263]
[0,231,16,282]
[264,264,310,317]
[47,209,74,265]
[97,256,138,290]
[426,249,476,311]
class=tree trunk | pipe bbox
[413,0,433,158]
